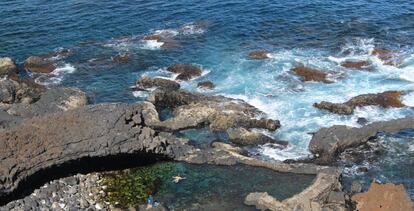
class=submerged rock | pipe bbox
[197,81,215,89]
[24,56,56,73]
[248,50,270,59]
[371,48,396,66]
[167,64,202,81]
[314,91,405,115]
[0,57,18,76]
[134,76,180,91]
[112,53,131,63]
[340,60,371,70]
[309,117,414,164]
[291,66,333,83]
[352,182,414,211]
[143,34,162,41]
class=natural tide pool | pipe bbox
[101,162,315,210]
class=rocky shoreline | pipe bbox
[1,56,414,210]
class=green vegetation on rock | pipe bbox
[101,162,178,208]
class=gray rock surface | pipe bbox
[0,58,18,76]
[309,117,414,164]
[0,103,194,199]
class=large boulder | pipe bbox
[134,76,180,91]
[291,66,333,83]
[352,182,414,211]
[309,117,414,164]
[24,56,56,73]
[0,79,44,105]
[0,58,18,76]
[166,64,202,81]
[314,91,405,115]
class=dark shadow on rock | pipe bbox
[0,152,169,206]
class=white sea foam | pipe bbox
[141,40,164,50]
[154,29,179,37]
[34,63,76,86]
[180,22,205,35]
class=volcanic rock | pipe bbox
[197,81,215,89]
[134,76,180,91]
[340,60,371,70]
[167,64,202,81]
[248,51,270,59]
[291,66,333,83]
[24,56,56,73]
[309,117,414,164]
[314,91,405,115]
[112,53,131,63]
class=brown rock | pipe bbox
[167,64,202,81]
[371,48,397,66]
[340,60,371,70]
[352,182,414,211]
[248,50,270,59]
[291,66,333,83]
[197,81,215,89]
[112,53,131,63]
[314,91,405,115]
[143,34,162,41]
[24,56,56,73]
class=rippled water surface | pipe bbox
[1,0,414,197]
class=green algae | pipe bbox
[101,162,179,208]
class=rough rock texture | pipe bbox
[291,66,333,83]
[314,91,405,115]
[340,60,371,70]
[197,81,215,89]
[24,56,56,73]
[0,58,18,76]
[6,87,87,118]
[248,51,270,59]
[134,76,180,91]
[146,89,282,146]
[0,103,195,200]
[0,79,44,106]
[166,64,202,81]
[309,117,414,164]
[352,182,414,211]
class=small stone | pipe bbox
[328,191,345,204]
[357,117,368,125]
[197,81,215,89]
[95,203,103,210]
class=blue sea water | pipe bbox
[1,0,414,197]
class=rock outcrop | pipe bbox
[197,81,215,89]
[340,60,371,70]
[352,182,414,211]
[309,117,414,164]
[314,91,405,115]
[167,64,202,81]
[371,48,396,66]
[146,89,281,145]
[291,66,333,83]
[24,56,56,73]
[112,53,131,63]
[133,76,180,91]
[0,103,194,200]
[0,58,18,77]
[248,51,270,59]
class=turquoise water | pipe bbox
[155,163,315,210]
[1,0,414,197]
